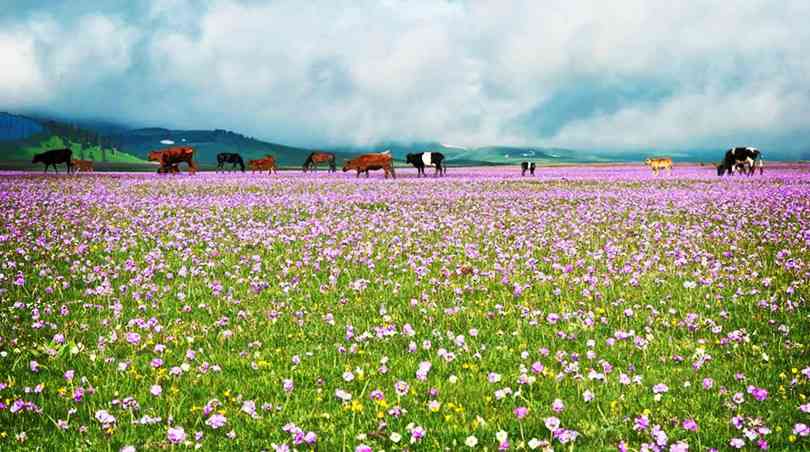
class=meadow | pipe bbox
[0,165,808,451]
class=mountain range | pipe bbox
[1,112,805,169]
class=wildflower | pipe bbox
[730,438,745,448]
[545,416,560,431]
[465,435,478,447]
[150,385,162,397]
[551,398,565,412]
[394,381,409,396]
[682,419,698,432]
[167,426,186,444]
[206,414,226,429]
[583,390,594,402]
[514,406,529,419]
[335,389,352,402]
[795,423,809,437]
[95,410,116,425]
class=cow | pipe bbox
[303,152,337,172]
[70,159,94,173]
[521,161,536,176]
[216,153,245,172]
[717,147,763,176]
[148,146,198,175]
[343,151,395,179]
[406,152,446,177]
[644,157,673,176]
[32,148,73,173]
[248,156,278,174]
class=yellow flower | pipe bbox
[789,435,796,443]
[350,400,364,413]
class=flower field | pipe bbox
[1,165,809,451]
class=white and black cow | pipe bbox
[521,161,536,176]
[717,147,763,176]
[406,152,446,177]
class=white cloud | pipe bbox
[2,0,809,154]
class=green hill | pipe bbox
[0,112,147,164]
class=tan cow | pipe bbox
[644,157,673,176]
[70,159,94,173]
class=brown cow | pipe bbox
[303,152,336,172]
[70,159,94,173]
[148,146,198,175]
[248,155,278,174]
[343,152,395,179]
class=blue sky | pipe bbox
[2,0,809,157]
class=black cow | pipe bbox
[216,153,245,172]
[406,152,446,177]
[717,147,763,176]
[32,148,73,173]
[521,161,536,176]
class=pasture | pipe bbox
[0,166,808,451]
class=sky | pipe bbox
[2,0,809,156]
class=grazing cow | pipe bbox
[32,148,72,173]
[644,157,673,176]
[717,147,763,176]
[303,152,337,172]
[148,146,198,175]
[248,155,278,174]
[343,151,395,179]
[70,159,94,173]
[406,152,446,177]
[216,153,245,172]
[521,161,536,176]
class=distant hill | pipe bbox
[0,112,146,164]
[102,127,329,166]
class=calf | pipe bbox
[70,159,94,173]
[521,161,536,176]
[32,148,73,173]
[248,156,278,174]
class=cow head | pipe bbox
[644,158,652,166]
[716,163,728,176]
[406,153,418,165]
[147,151,163,162]
[32,154,42,164]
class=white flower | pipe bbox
[465,435,478,447]
[389,432,402,443]
[496,430,508,443]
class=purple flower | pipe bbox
[126,332,141,345]
[167,426,186,444]
[206,413,227,429]
[513,406,529,419]
[150,385,162,397]
[682,418,698,432]
[795,423,809,437]
[730,438,745,449]
[95,410,116,425]
[355,444,372,452]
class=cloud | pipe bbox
[2,0,809,157]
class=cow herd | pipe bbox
[30,146,767,178]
